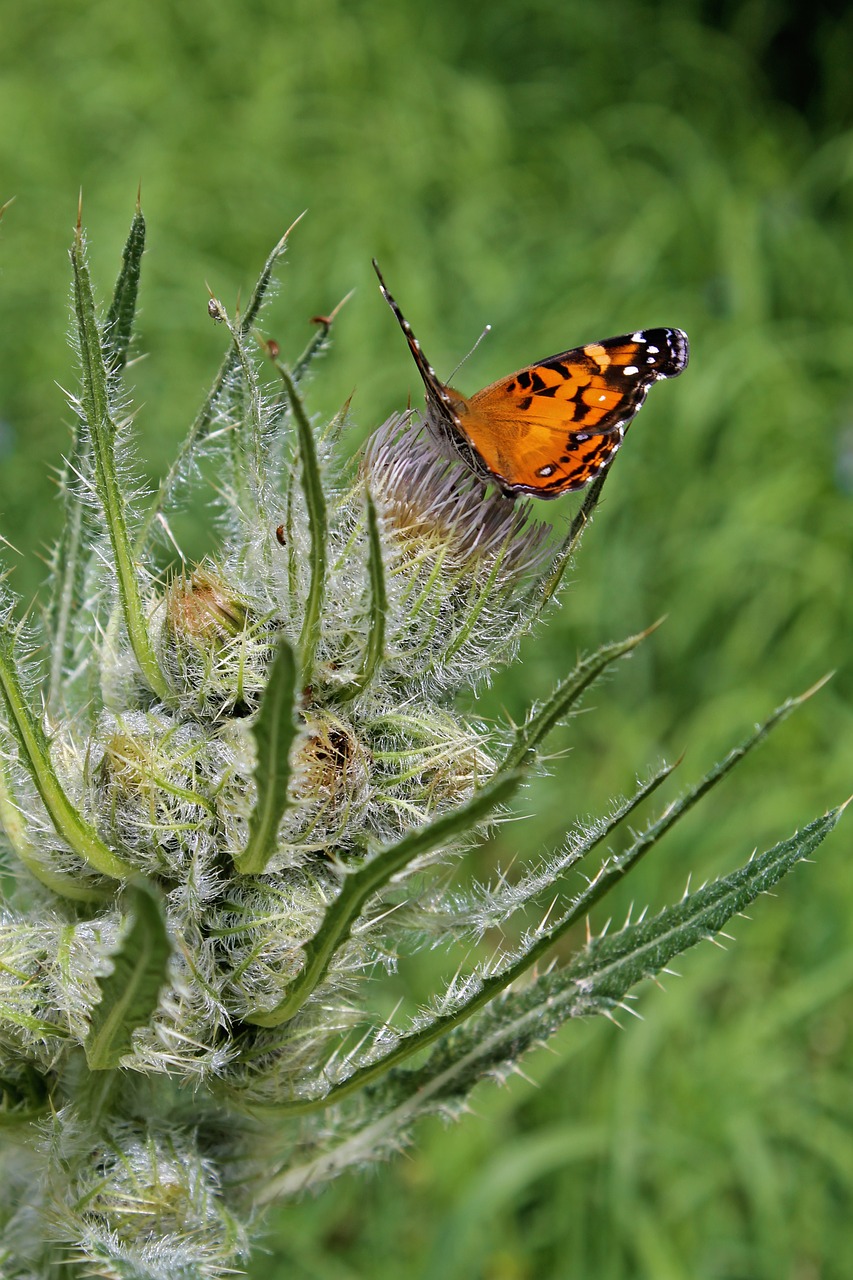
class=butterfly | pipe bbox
[373,260,689,499]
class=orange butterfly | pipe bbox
[373,261,689,499]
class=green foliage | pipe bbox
[84,880,171,1070]
[0,2,851,1276]
[0,206,842,1278]
[237,636,299,876]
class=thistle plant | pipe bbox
[0,201,842,1280]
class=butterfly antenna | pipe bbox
[447,322,492,383]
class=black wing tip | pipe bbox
[667,328,690,375]
[632,326,690,378]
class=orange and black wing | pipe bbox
[458,330,689,496]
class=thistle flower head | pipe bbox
[363,412,553,580]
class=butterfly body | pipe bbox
[373,260,689,498]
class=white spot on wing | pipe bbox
[624,365,639,376]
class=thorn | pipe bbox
[795,670,835,703]
[510,1065,537,1087]
[602,1009,624,1029]
[136,180,142,213]
[76,187,83,231]
[312,287,356,327]
[274,209,308,253]
[838,794,853,815]
[0,195,16,222]
[637,615,667,641]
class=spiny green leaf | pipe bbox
[70,221,170,703]
[84,879,171,1070]
[262,805,842,1124]
[280,366,327,680]
[104,201,145,375]
[501,621,658,772]
[0,620,134,880]
[136,218,302,552]
[0,757,109,902]
[246,768,524,1028]
[235,636,299,875]
[565,806,843,1005]
[44,201,149,708]
[258,693,831,1113]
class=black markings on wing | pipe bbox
[521,431,624,498]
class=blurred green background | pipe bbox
[2,0,853,1275]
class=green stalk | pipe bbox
[539,469,609,606]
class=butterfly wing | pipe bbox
[459,330,689,497]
